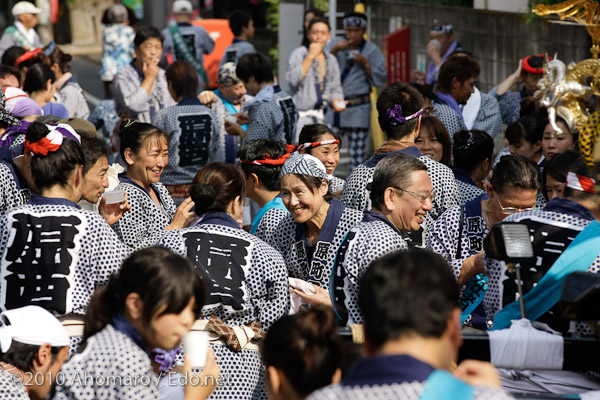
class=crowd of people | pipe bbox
[0,1,598,399]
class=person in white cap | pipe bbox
[161,0,214,91]
[0,305,69,400]
[0,1,43,59]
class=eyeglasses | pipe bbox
[496,196,536,215]
[393,187,436,203]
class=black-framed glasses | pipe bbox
[393,187,436,203]
[496,196,536,215]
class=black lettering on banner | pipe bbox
[2,214,82,314]
[223,49,237,65]
[177,114,212,167]
[277,97,297,143]
[295,241,309,274]
[308,261,326,281]
[313,242,331,261]
[182,231,251,311]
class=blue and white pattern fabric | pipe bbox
[57,75,90,119]
[0,366,29,399]
[0,160,30,217]
[111,175,176,249]
[162,23,214,67]
[159,211,290,400]
[488,85,526,125]
[113,62,176,123]
[242,85,298,144]
[332,212,407,324]
[255,198,363,290]
[100,23,135,82]
[432,102,465,140]
[152,97,225,185]
[219,39,256,67]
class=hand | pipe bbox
[455,360,501,388]
[331,98,347,113]
[224,120,246,139]
[233,112,250,125]
[183,349,220,400]
[426,39,442,64]
[142,58,160,81]
[166,197,196,230]
[198,90,218,105]
[353,53,370,70]
[410,69,426,84]
[98,193,132,225]
[458,252,484,286]
[512,59,523,81]
[331,39,349,54]
[307,42,324,60]
[292,283,333,308]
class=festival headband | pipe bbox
[44,41,56,56]
[522,54,549,75]
[240,144,296,166]
[385,104,423,126]
[280,153,328,180]
[24,124,81,156]
[566,171,597,194]
[455,131,474,150]
[297,139,340,151]
[343,16,367,29]
[14,48,42,68]
[430,21,453,35]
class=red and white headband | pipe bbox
[297,139,340,151]
[566,172,596,194]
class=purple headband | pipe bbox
[385,104,423,126]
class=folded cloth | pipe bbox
[289,277,316,314]
[489,318,563,370]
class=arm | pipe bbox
[426,207,462,278]
[113,69,152,114]
[286,47,310,88]
[367,45,388,87]
[495,59,522,96]
[327,53,345,102]
[472,93,503,138]
[208,109,225,163]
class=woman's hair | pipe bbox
[376,82,423,140]
[191,162,246,216]
[165,60,198,99]
[261,306,343,398]
[83,247,206,343]
[118,117,166,161]
[453,130,494,173]
[298,124,341,155]
[370,152,428,211]
[23,63,55,94]
[543,116,579,142]
[505,114,542,148]
[27,121,84,190]
[134,26,164,47]
[81,136,109,176]
[295,174,334,202]
[45,44,72,74]
[491,154,541,195]
[419,116,451,165]
[542,150,582,199]
[308,16,330,32]
[1,46,26,68]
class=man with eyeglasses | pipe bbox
[332,152,433,325]
[428,155,541,329]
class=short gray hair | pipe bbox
[370,153,428,210]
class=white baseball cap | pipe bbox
[12,1,42,17]
[0,306,69,353]
[172,0,193,14]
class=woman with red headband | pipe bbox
[0,121,130,356]
[297,123,345,195]
[160,162,290,400]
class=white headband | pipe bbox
[0,306,69,353]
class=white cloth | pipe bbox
[289,277,316,314]
[489,318,564,370]
[461,86,481,130]
[14,21,36,46]
[0,306,69,352]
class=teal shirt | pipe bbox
[250,196,288,234]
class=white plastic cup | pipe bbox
[182,331,209,368]
[103,189,124,204]
[333,99,346,111]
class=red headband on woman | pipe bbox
[240,145,296,166]
[297,139,340,151]
[14,48,42,68]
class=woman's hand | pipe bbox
[183,348,220,400]
[98,193,132,225]
[458,252,484,286]
[166,197,196,230]
[292,283,333,308]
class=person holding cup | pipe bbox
[160,162,290,400]
[286,17,344,142]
